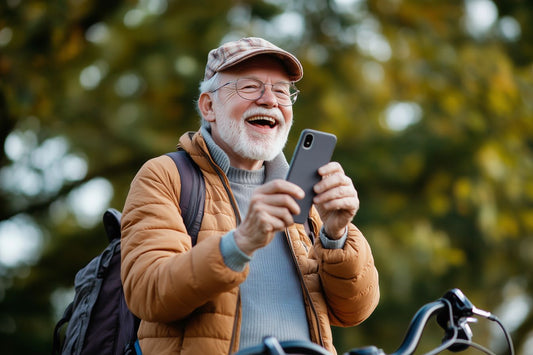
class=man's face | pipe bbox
[204,56,294,168]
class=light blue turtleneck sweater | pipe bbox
[200,126,346,350]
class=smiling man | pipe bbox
[120,37,379,355]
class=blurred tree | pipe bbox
[0,0,532,354]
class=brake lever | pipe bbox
[437,288,487,352]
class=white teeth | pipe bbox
[247,116,276,124]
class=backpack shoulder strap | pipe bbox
[103,208,122,242]
[166,150,206,246]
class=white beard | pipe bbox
[216,107,292,161]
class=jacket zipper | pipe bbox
[224,176,242,355]
[285,227,325,348]
[228,292,241,354]
[200,150,243,354]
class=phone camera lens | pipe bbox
[303,134,313,148]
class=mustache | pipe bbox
[242,107,285,124]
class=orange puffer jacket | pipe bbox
[121,131,379,355]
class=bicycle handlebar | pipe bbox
[347,288,514,355]
[235,338,333,355]
[389,300,446,355]
[234,289,514,355]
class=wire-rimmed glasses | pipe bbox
[209,78,299,106]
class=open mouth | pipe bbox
[246,116,277,128]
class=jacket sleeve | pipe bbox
[311,212,380,327]
[120,156,248,323]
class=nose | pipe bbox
[255,84,278,107]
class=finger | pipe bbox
[317,161,344,176]
[251,183,303,208]
[245,204,297,234]
[316,193,359,213]
[314,172,353,195]
[256,179,305,200]
[252,193,302,216]
[253,209,290,232]
[314,183,357,204]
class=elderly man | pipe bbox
[121,37,379,355]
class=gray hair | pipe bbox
[196,73,221,128]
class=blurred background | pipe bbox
[1,0,532,354]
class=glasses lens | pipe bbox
[272,83,298,105]
[235,78,299,106]
[235,79,263,100]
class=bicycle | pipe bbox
[234,288,515,355]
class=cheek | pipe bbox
[219,90,240,104]
[217,94,248,119]
[281,107,293,124]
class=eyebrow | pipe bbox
[240,76,292,84]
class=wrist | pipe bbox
[220,232,251,271]
[323,226,346,240]
[319,226,347,249]
[233,228,255,256]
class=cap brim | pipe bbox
[216,48,303,82]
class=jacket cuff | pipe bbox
[220,231,252,271]
[319,226,347,249]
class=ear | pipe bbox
[198,92,216,123]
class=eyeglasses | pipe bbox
[209,78,299,106]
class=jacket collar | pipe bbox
[180,127,290,181]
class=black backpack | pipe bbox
[53,151,205,355]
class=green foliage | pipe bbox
[1,0,532,354]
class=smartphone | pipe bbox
[286,129,337,223]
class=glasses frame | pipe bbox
[209,78,299,106]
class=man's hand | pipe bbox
[234,180,304,256]
[313,162,359,239]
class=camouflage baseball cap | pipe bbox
[204,37,303,82]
